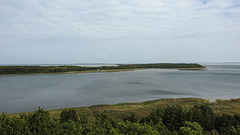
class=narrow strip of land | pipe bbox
[0,63,205,75]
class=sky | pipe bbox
[0,0,240,64]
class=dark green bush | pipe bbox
[1,104,240,134]
[189,104,215,131]
[60,109,78,123]
[26,107,59,134]
[140,107,165,124]
[123,113,138,123]
[89,112,119,135]
[163,105,187,131]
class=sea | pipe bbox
[0,62,240,113]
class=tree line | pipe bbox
[0,63,204,74]
[1,104,239,135]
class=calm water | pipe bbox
[0,64,240,113]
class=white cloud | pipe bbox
[0,0,240,63]
[0,0,239,39]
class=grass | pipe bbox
[8,98,240,121]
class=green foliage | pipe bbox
[215,114,240,135]
[0,63,204,74]
[78,112,88,126]
[123,113,138,123]
[218,126,240,135]
[60,109,78,123]
[189,104,215,131]
[118,121,159,135]
[0,113,30,135]
[118,63,204,69]
[140,107,165,124]
[179,121,203,135]
[1,103,240,135]
[163,105,187,131]
[26,107,59,134]
[204,130,219,135]
[59,120,83,135]
[78,112,90,134]
[89,112,119,135]
[153,118,171,135]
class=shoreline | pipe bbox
[0,67,205,76]
[0,69,137,76]
[7,97,240,118]
[3,97,240,135]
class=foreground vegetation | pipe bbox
[0,63,204,75]
[2,98,240,134]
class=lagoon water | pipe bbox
[0,64,240,113]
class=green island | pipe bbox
[0,63,205,75]
[2,98,240,135]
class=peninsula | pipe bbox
[0,63,205,75]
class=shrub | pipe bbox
[179,121,203,135]
[123,113,138,123]
[118,121,159,135]
[189,104,215,131]
[26,107,59,134]
[163,105,186,131]
[60,109,78,123]
[140,107,165,124]
[89,112,119,135]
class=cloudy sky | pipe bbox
[0,0,240,64]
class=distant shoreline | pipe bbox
[0,69,136,76]
[0,63,205,76]
[0,67,205,76]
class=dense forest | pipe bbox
[0,63,204,74]
[1,102,240,135]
